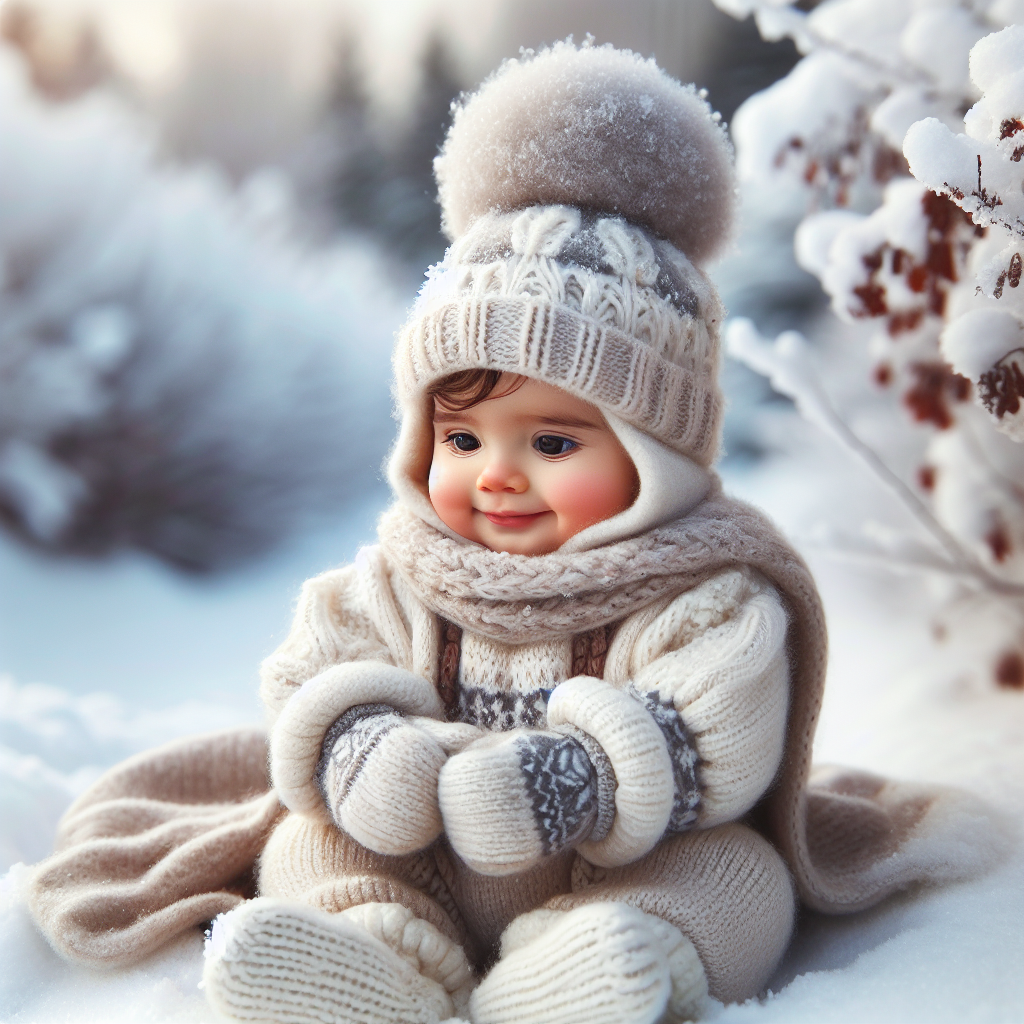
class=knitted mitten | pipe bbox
[317,703,447,855]
[437,727,614,875]
[203,897,474,1024]
[469,902,708,1024]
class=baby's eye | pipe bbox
[447,432,480,453]
[534,435,577,457]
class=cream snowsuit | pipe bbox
[259,502,795,1004]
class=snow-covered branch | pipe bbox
[727,318,1024,599]
[716,0,1024,678]
[900,26,1024,443]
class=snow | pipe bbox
[928,414,1024,579]
[730,14,1024,586]
[899,8,987,96]
[869,85,961,153]
[1,397,1022,1022]
[807,0,911,67]
[900,26,1024,447]
[709,0,789,22]
[969,237,1024,311]
[905,27,1024,243]
[969,24,1024,94]
[1,882,211,1024]
[730,51,880,190]
[941,308,1024,380]
[793,210,863,280]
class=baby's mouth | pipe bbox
[480,510,549,529]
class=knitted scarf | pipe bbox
[376,480,816,645]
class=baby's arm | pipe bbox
[623,566,790,831]
[440,567,789,873]
[262,565,454,856]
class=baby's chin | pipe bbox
[473,527,559,556]
[485,537,561,555]
[471,517,565,556]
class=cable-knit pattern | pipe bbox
[439,207,721,377]
[377,480,815,645]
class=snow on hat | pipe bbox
[389,40,736,547]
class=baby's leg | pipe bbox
[438,842,576,956]
[258,810,469,949]
[552,823,796,1004]
[204,812,474,1023]
[469,823,794,1024]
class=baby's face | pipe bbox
[428,376,638,555]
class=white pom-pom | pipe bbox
[434,40,736,266]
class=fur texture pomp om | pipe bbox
[434,39,736,265]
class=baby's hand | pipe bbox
[317,705,450,856]
[438,729,599,875]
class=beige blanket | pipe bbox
[27,726,284,967]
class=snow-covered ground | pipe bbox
[1,408,1021,1023]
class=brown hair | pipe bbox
[427,369,526,412]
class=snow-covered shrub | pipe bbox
[0,46,396,572]
[713,0,1024,685]
[905,27,1024,441]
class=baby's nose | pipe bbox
[476,462,528,494]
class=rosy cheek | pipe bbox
[427,460,454,510]
[545,467,632,530]
[428,455,476,533]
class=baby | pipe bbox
[194,40,989,1024]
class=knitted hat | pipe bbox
[389,40,736,549]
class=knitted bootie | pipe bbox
[203,897,474,1024]
[469,902,708,1024]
